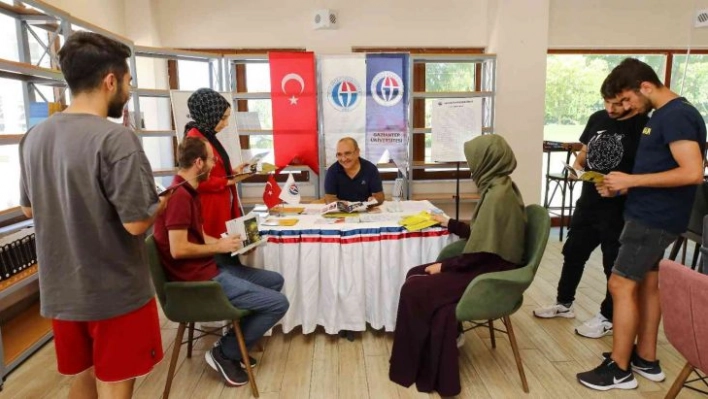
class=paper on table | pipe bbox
[261,218,299,226]
[359,214,397,223]
[399,211,440,232]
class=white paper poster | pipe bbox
[431,99,482,163]
[170,90,243,165]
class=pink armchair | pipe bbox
[660,259,708,398]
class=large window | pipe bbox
[244,63,273,154]
[671,54,708,128]
[0,12,18,62]
[542,50,708,211]
[177,60,211,91]
[544,53,666,142]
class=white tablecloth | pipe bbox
[245,201,456,334]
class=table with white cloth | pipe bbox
[245,200,457,335]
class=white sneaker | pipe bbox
[575,313,613,339]
[533,303,575,319]
[456,333,465,348]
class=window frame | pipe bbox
[180,48,310,184]
[353,47,486,181]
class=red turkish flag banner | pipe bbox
[263,175,282,209]
[268,52,319,174]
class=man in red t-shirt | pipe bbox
[153,137,289,387]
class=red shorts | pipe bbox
[52,298,164,382]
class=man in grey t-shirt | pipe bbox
[19,32,168,398]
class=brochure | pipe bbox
[224,212,266,256]
[321,200,378,215]
[561,162,605,183]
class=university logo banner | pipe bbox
[365,54,409,175]
[269,52,319,174]
[319,55,367,167]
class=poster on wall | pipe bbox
[169,90,243,165]
[431,99,482,163]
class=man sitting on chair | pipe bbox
[324,137,385,204]
[153,137,289,387]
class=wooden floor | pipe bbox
[2,229,704,399]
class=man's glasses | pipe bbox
[336,151,356,158]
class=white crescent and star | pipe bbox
[281,73,305,105]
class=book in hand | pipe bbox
[224,212,266,256]
[321,200,378,215]
[561,162,605,183]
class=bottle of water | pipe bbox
[391,177,403,213]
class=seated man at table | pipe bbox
[324,137,385,204]
[153,137,289,387]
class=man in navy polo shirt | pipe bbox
[324,137,384,204]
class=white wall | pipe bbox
[122,0,707,204]
[43,0,126,37]
[549,0,708,49]
[488,0,549,204]
[151,0,488,53]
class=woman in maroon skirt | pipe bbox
[389,134,527,396]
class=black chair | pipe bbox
[543,141,583,241]
[668,182,708,270]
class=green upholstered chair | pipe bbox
[436,204,551,393]
[145,235,259,398]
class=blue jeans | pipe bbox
[213,255,289,361]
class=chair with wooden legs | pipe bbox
[145,235,259,398]
[660,259,708,398]
[436,204,551,393]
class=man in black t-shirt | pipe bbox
[578,58,706,391]
[534,82,648,340]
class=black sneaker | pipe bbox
[577,357,637,391]
[205,347,249,387]
[239,355,258,369]
[630,352,665,382]
[601,347,666,382]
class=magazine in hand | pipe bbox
[321,200,378,215]
[561,162,605,183]
[224,212,266,256]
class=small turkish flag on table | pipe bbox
[263,175,282,209]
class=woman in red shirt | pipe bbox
[184,88,247,238]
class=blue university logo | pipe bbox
[288,183,299,195]
[327,77,361,111]
[370,71,404,106]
